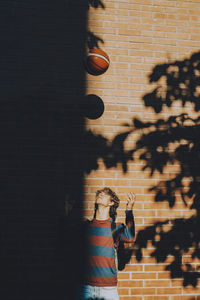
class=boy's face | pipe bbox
[96,192,114,207]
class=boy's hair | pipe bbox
[95,187,120,220]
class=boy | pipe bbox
[78,187,135,300]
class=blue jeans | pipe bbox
[76,284,119,300]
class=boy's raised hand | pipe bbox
[126,192,136,210]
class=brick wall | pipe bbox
[84,0,200,299]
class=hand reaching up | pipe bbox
[126,192,136,210]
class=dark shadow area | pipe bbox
[0,1,92,299]
[79,129,133,174]
[65,0,105,9]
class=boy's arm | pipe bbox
[117,192,136,243]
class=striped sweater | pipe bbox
[83,210,135,286]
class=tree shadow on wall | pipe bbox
[81,50,200,287]
[86,31,104,50]
[132,51,200,287]
[66,0,105,49]
[105,50,200,287]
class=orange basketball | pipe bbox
[85,48,110,76]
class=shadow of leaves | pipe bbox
[135,216,200,287]
[129,50,200,287]
[82,50,200,286]
[144,51,200,113]
[86,31,104,49]
[81,130,134,174]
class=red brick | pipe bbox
[144,297,169,300]
[157,288,182,295]
[144,279,170,287]
[132,272,156,280]
[118,280,143,288]
[131,288,156,295]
